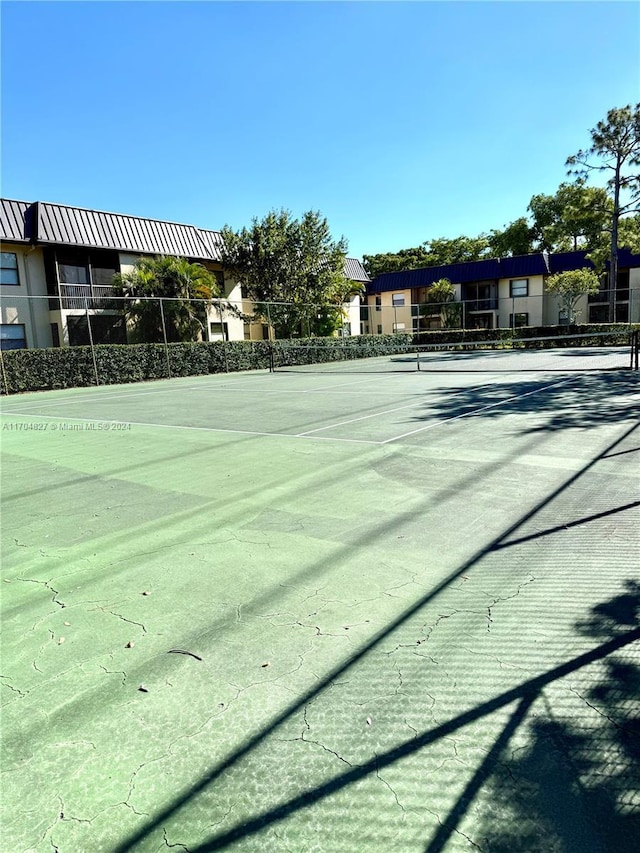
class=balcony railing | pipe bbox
[58,284,118,310]
[465,298,498,312]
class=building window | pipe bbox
[615,303,629,323]
[510,279,528,297]
[1,252,19,285]
[377,324,383,334]
[588,305,610,323]
[209,321,228,341]
[375,295,382,312]
[0,323,26,350]
[509,313,529,328]
[51,323,61,347]
[393,322,406,332]
[392,293,405,307]
[58,258,90,285]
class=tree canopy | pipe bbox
[363,105,640,281]
[566,103,640,294]
[113,255,220,343]
[219,209,349,338]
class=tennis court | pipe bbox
[2,340,639,852]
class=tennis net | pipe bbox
[270,330,639,374]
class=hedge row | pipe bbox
[1,325,636,394]
[0,340,270,395]
[412,323,637,346]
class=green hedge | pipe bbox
[1,325,636,394]
[0,340,273,395]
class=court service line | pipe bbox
[295,397,438,436]
[381,376,575,444]
[0,411,381,445]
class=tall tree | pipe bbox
[113,255,219,343]
[566,104,640,306]
[219,210,348,339]
[528,182,611,253]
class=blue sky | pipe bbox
[1,1,638,259]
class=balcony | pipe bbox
[58,284,119,311]
[465,298,498,312]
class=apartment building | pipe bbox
[364,250,640,334]
[0,199,370,350]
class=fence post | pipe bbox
[266,302,273,341]
[159,298,171,379]
[84,296,100,386]
[0,348,9,395]
[217,298,229,373]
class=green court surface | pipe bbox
[1,359,639,852]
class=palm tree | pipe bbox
[113,256,220,343]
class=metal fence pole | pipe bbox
[217,299,229,373]
[266,302,273,341]
[0,348,9,395]
[84,296,100,386]
[159,298,171,378]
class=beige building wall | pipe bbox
[0,244,53,348]
[497,274,545,328]
[364,288,413,334]
[206,278,245,342]
[629,268,640,322]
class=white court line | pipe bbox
[1,376,584,447]
[1,370,410,411]
[0,411,380,445]
[295,398,434,436]
[380,376,575,444]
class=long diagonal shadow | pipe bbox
[186,629,640,852]
[423,692,537,853]
[115,419,640,853]
[491,500,640,552]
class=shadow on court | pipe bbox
[111,421,640,853]
[414,372,639,431]
[459,580,640,853]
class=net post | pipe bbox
[268,339,275,373]
[416,349,421,372]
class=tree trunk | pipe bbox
[609,157,621,322]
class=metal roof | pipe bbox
[197,229,225,263]
[369,258,502,293]
[33,202,216,260]
[0,199,31,243]
[0,199,367,277]
[343,257,370,282]
[499,253,550,277]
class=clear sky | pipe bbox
[1,1,638,260]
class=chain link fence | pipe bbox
[1,290,638,354]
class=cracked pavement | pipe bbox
[1,370,639,852]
